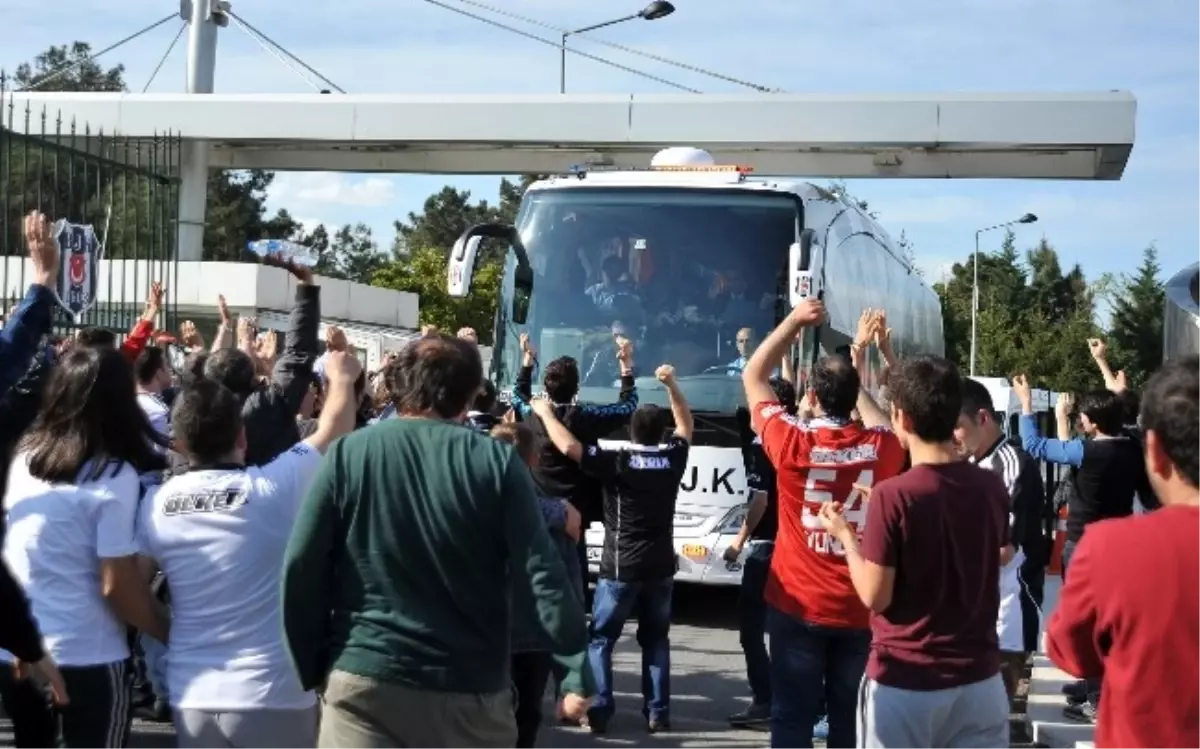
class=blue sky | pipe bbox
[6,0,1198,288]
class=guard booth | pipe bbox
[1163,262,1199,363]
[0,73,182,341]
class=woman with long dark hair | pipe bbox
[0,346,170,748]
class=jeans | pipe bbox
[767,605,870,749]
[738,541,773,706]
[587,576,673,723]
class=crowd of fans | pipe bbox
[0,210,1194,749]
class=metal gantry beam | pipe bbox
[6,91,1138,179]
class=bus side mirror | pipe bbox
[789,229,819,307]
[446,222,535,325]
[448,234,484,297]
[512,265,533,325]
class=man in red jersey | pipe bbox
[742,299,906,749]
[1047,356,1199,748]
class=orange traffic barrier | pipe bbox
[1047,504,1068,576]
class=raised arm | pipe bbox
[851,310,891,429]
[302,351,360,455]
[1014,374,1083,467]
[875,311,898,369]
[121,281,162,363]
[744,299,825,417]
[657,364,694,443]
[0,213,58,397]
[265,255,320,415]
[1086,338,1125,394]
[1055,393,1074,441]
[210,294,234,351]
[511,333,536,417]
[236,316,260,362]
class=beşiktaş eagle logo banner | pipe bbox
[52,219,103,322]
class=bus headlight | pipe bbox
[717,504,748,535]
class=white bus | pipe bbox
[448,148,943,585]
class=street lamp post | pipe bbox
[970,213,1038,377]
[559,1,675,93]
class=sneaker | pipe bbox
[728,703,771,727]
[1063,701,1097,724]
[647,717,670,734]
[813,715,830,741]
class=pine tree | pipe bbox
[1108,245,1164,387]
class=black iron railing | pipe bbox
[0,71,182,339]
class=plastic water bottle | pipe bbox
[247,239,319,268]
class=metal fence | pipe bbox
[0,72,182,339]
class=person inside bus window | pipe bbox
[725,328,757,376]
[586,255,642,321]
[577,235,626,288]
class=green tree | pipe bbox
[372,245,502,342]
[934,231,1027,368]
[934,231,1103,392]
[1026,237,1088,322]
[392,187,499,257]
[328,223,386,284]
[1107,245,1164,388]
[12,42,124,92]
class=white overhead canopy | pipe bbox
[8,91,1137,179]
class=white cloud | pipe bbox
[271,174,395,208]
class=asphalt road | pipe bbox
[1,585,769,748]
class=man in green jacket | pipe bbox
[282,334,587,748]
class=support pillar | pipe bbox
[177,0,223,261]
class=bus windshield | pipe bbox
[493,186,798,414]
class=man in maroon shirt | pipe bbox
[1046,356,1199,748]
[819,356,1010,747]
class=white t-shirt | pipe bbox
[137,392,171,453]
[2,456,142,666]
[137,442,324,711]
